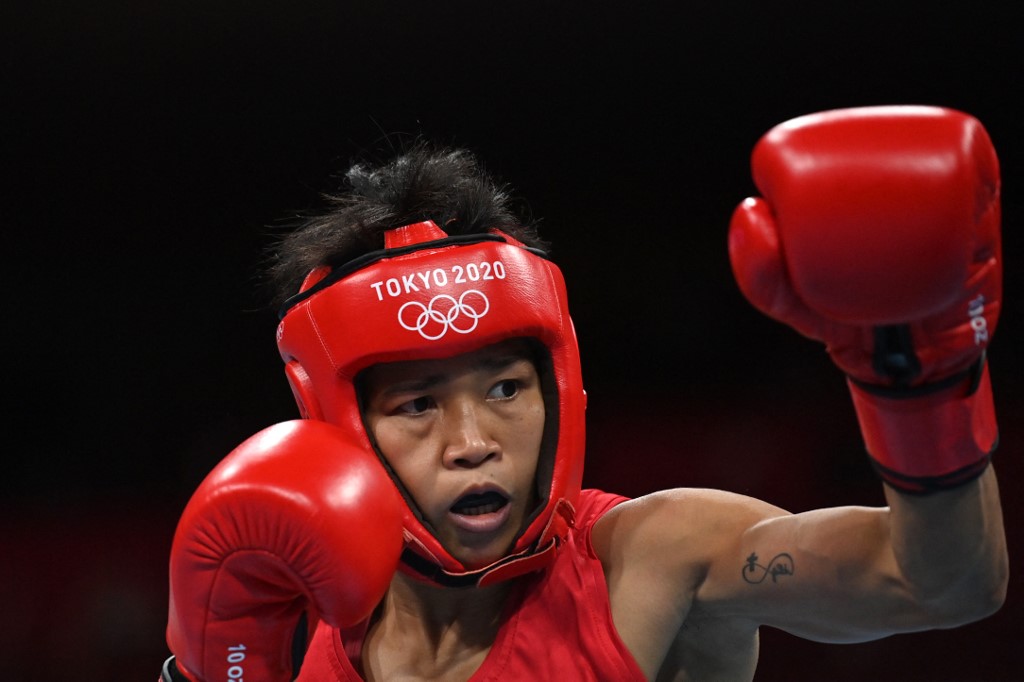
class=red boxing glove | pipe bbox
[165,420,404,681]
[729,105,1001,493]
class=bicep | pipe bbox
[696,503,938,643]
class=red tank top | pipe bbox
[296,489,645,681]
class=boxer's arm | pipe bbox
[699,469,1005,641]
[600,476,1004,646]
[703,105,1008,639]
[883,467,1006,622]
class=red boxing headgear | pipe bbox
[275,221,586,587]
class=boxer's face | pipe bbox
[361,339,545,569]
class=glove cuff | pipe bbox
[847,357,998,494]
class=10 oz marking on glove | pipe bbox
[227,644,246,681]
[969,295,988,345]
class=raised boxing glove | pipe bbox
[729,105,1001,493]
[164,420,404,681]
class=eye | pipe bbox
[396,395,434,415]
[488,379,520,400]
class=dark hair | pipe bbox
[264,140,548,310]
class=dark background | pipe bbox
[3,2,1022,680]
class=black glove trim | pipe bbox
[870,445,996,495]
[849,354,986,400]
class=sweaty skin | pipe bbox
[592,472,1005,681]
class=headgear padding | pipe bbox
[276,221,585,587]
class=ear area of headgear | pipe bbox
[282,359,324,421]
[277,265,334,420]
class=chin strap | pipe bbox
[400,537,562,588]
[399,498,576,588]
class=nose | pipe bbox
[441,400,500,468]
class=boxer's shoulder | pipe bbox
[592,489,774,680]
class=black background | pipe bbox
[3,2,1023,680]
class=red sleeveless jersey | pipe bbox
[296,489,645,681]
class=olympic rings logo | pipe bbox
[398,290,490,340]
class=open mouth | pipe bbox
[450,491,509,516]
